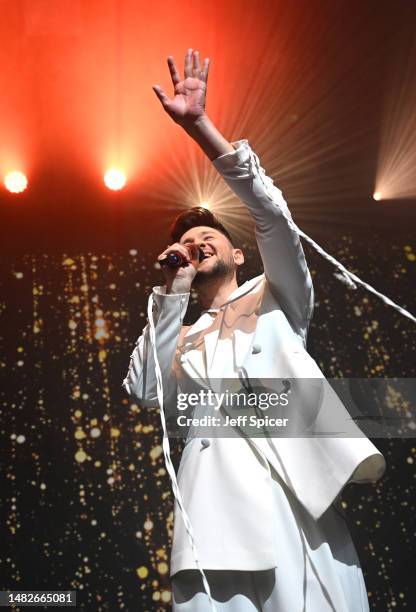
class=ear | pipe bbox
[232,248,245,267]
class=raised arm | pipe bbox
[153,49,314,342]
[212,140,314,343]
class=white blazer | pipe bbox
[123,140,386,577]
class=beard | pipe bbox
[191,256,235,288]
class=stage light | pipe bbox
[373,192,382,201]
[375,35,416,200]
[104,168,126,191]
[4,171,28,194]
[200,201,210,209]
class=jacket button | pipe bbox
[252,343,262,354]
[201,439,210,448]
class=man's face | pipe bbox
[179,225,244,286]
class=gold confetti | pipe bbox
[137,566,149,579]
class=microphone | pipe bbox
[159,247,206,268]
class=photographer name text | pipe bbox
[177,415,289,428]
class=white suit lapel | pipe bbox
[182,276,264,379]
[203,328,221,379]
[184,312,215,339]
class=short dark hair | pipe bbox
[169,206,234,245]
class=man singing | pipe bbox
[123,49,385,611]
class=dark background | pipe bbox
[0,240,415,611]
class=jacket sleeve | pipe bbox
[122,286,190,407]
[212,139,314,345]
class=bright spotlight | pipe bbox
[104,168,126,191]
[199,201,210,209]
[373,191,382,201]
[4,171,28,194]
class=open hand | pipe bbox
[152,49,210,128]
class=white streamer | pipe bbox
[147,294,218,612]
[333,272,358,290]
[249,149,416,325]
